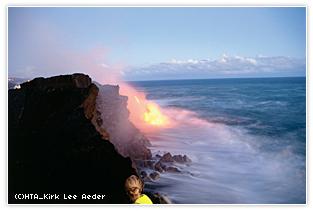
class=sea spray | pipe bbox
[128,77,306,204]
[141,107,305,204]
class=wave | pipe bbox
[139,106,306,204]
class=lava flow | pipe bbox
[135,96,169,125]
[118,82,170,128]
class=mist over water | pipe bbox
[128,77,306,204]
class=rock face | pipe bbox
[95,82,152,160]
[8,74,138,204]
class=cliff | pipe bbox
[8,74,138,204]
[95,82,152,160]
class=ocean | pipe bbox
[127,77,306,204]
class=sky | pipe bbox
[8,5,307,82]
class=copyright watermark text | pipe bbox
[14,193,106,200]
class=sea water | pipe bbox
[128,77,306,204]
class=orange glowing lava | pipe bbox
[134,96,169,125]
[135,96,140,103]
[118,82,169,127]
[144,104,165,125]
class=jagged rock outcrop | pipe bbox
[136,152,192,183]
[95,82,152,160]
[160,152,174,163]
[8,74,139,204]
[173,155,192,164]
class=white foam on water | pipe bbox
[139,107,306,204]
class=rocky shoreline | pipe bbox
[136,152,192,182]
[8,73,190,204]
[94,78,193,186]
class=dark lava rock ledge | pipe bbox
[8,74,160,204]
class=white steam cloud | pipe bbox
[8,13,129,85]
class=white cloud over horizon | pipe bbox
[9,54,306,82]
[125,54,306,81]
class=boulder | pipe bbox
[173,154,192,164]
[155,166,164,173]
[149,172,160,180]
[183,155,192,163]
[160,152,174,163]
[155,161,165,173]
[142,175,151,182]
[173,155,184,163]
[140,171,147,177]
[165,167,181,173]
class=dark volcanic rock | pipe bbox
[155,154,162,158]
[155,166,164,173]
[139,160,154,169]
[173,155,184,163]
[155,161,165,173]
[140,171,151,182]
[8,74,138,204]
[149,172,160,180]
[160,152,174,163]
[183,155,192,163]
[142,175,151,182]
[173,154,192,164]
[140,171,148,177]
[21,74,92,89]
[165,167,181,173]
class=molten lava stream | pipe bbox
[132,95,170,127]
[144,104,165,125]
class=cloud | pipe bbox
[126,55,306,80]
